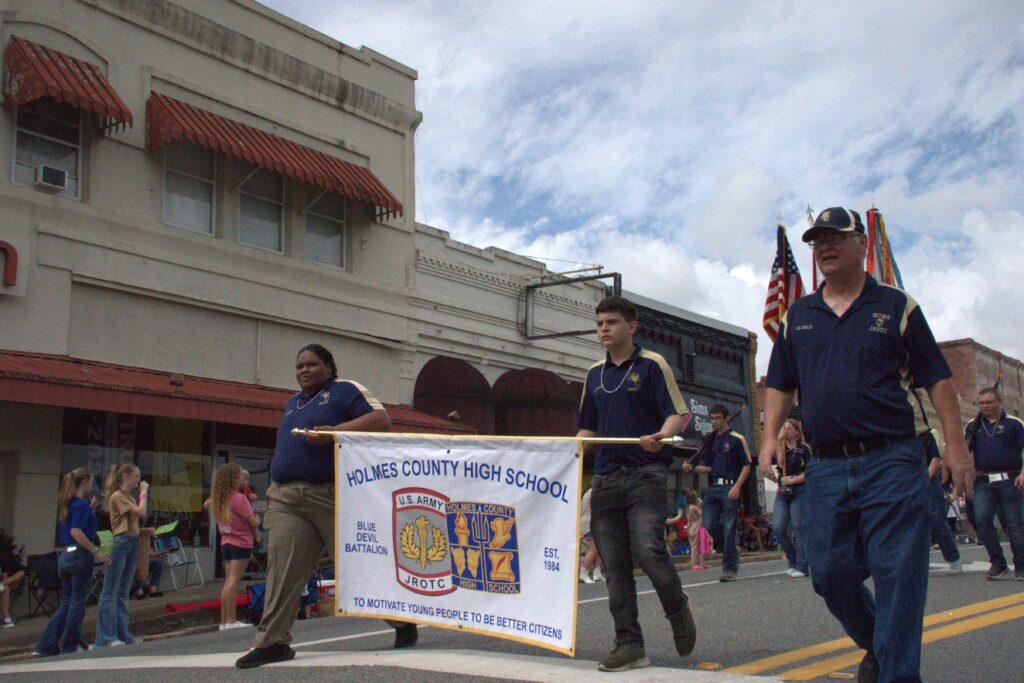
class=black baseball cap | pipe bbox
[802,207,865,243]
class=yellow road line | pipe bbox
[724,592,1024,675]
[778,603,1024,681]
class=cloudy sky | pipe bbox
[266,1,1024,374]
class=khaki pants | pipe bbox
[254,481,336,648]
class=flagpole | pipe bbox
[291,428,687,446]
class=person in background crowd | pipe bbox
[577,296,696,672]
[760,207,973,683]
[963,387,1024,581]
[921,429,962,573]
[213,463,262,630]
[766,419,811,578]
[131,532,169,599]
[35,468,111,655]
[685,491,711,570]
[683,405,752,582]
[579,487,605,583]
[0,564,24,629]
[239,469,258,503]
[236,344,400,669]
[95,464,148,648]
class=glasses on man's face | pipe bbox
[810,234,855,249]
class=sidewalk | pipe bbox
[0,548,784,661]
[0,579,229,659]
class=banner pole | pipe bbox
[293,428,686,447]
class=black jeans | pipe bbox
[590,463,687,645]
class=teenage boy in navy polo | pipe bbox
[577,296,697,672]
[759,207,974,683]
[682,405,751,581]
[964,387,1024,581]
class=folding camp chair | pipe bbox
[164,536,204,590]
[25,552,60,617]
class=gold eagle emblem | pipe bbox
[400,515,447,570]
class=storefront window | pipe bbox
[60,409,212,545]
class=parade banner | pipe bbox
[333,433,583,655]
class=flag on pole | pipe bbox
[806,205,819,291]
[763,224,805,342]
[865,208,903,288]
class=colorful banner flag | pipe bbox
[763,225,805,341]
[333,433,582,655]
[866,208,903,288]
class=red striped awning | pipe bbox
[3,36,133,130]
[146,92,403,220]
[0,350,474,434]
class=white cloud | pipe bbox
[266,1,1024,375]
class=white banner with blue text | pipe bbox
[334,433,582,655]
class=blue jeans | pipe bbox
[590,463,688,645]
[95,534,138,646]
[35,549,95,655]
[702,485,739,572]
[972,478,1024,571]
[805,438,930,683]
[773,488,808,572]
[927,477,960,563]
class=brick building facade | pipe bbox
[940,339,1023,417]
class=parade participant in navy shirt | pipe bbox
[921,428,962,573]
[577,296,697,672]
[759,207,974,683]
[237,344,401,669]
[35,468,110,656]
[683,405,751,582]
[765,418,811,578]
[964,387,1024,581]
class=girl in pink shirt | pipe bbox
[211,464,261,631]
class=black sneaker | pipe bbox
[719,571,737,583]
[597,641,649,672]
[394,622,418,649]
[667,604,697,656]
[857,651,879,683]
[235,643,295,669]
[986,565,1012,581]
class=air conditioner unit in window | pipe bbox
[34,165,68,191]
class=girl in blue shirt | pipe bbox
[34,468,111,656]
[771,420,811,577]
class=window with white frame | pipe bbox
[305,191,346,268]
[12,98,82,199]
[163,142,215,234]
[238,164,283,252]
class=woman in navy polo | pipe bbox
[34,468,111,656]
[236,344,407,669]
[771,419,811,577]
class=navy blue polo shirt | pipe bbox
[702,431,752,482]
[58,497,98,546]
[780,444,811,477]
[765,275,951,449]
[579,346,690,474]
[920,429,941,462]
[271,378,383,485]
[970,412,1024,473]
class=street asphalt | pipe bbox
[0,542,1020,681]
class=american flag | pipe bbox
[763,225,805,342]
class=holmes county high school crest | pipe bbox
[392,487,521,596]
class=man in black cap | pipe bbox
[759,207,975,683]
